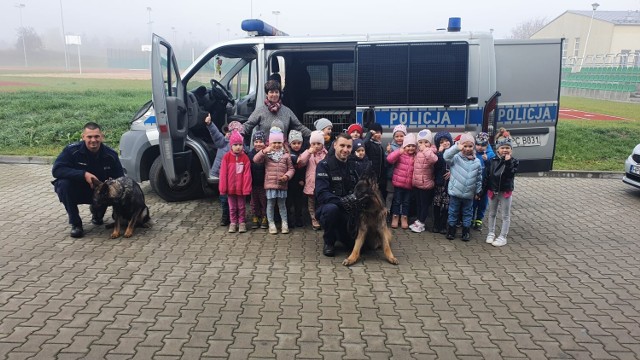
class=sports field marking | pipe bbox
[559,108,629,121]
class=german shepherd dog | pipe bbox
[343,170,398,266]
[92,176,150,238]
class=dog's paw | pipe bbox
[110,232,120,239]
[387,257,399,265]
[342,258,357,266]
[123,231,133,238]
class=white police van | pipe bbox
[119,19,562,202]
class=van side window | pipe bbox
[230,59,257,98]
[308,65,329,90]
[333,63,354,91]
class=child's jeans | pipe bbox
[267,197,288,225]
[251,187,267,218]
[227,194,247,224]
[220,194,229,218]
[415,188,434,223]
[473,193,489,221]
[391,187,412,216]
[487,193,512,238]
[448,196,473,227]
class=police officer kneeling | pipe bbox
[315,134,370,257]
[52,122,124,238]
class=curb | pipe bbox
[518,170,623,179]
[0,155,55,165]
[0,155,625,180]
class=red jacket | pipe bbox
[219,151,252,196]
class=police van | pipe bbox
[119,19,562,202]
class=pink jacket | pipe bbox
[412,145,438,190]
[298,148,328,195]
[253,150,295,190]
[219,151,252,195]
[387,149,415,190]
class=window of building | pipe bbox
[573,38,580,57]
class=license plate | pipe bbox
[512,135,541,147]
[632,165,640,175]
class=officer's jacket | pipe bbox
[315,155,368,207]
[52,141,124,183]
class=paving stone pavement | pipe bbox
[1,163,640,359]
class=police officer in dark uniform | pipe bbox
[315,133,369,257]
[52,122,124,238]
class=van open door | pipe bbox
[494,39,563,172]
[151,34,192,185]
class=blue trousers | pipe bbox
[53,178,106,226]
[473,193,489,222]
[316,203,352,248]
[448,196,473,228]
[391,187,412,216]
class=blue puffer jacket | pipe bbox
[443,146,483,199]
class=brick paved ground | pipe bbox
[0,163,639,359]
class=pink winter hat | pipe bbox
[393,124,407,136]
[229,130,243,146]
[309,130,324,145]
[402,133,417,148]
[269,127,284,143]
[458,133,475,146]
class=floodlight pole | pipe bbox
[16,4,28,67]
[272,11,280,28]
[59,0,69,70]
[580,2,599,69]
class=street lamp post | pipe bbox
[146,7,153,40]
[16,3,28,67]
[580,2,600,68]
[59,0,69,70]
[272,10,281,28]
[216,23,221,42]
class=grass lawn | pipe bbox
[1,74,639,172]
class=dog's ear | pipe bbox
[91,178,103,189]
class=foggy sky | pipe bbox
[1,0,639,51]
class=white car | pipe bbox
[623,143,640,189]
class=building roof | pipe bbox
[568,10,640,25]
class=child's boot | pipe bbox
[238,223,247,233]
[311,215,321,230]
[261,217,269,229]
[446,225,456,240]
[281,221,289,234]
[252,216,260,229]
[461,227,471,241]
[220,210,230,226]
[401,215,409,229]
[269,223,277,234]
[228,223,237,233]
[432,207,441,233]
[391,215,399,229]
[473,219,483,231]
[492,236,507,247]
[439,212,449,234]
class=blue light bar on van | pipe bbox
[241,19,288,36]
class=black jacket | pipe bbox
[315,155,368,208]
[248,149,266,187]
[52,141,123,183]
[363,132,386,185]
[485,156,519,193]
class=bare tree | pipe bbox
[16,27,44,52]
[509,17,547,39]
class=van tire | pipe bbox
[149,156,204,202]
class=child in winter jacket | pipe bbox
[409,129,438,233]
[248,130,268,229]
[297,130,328,230]
[484,128,519,247]
[385,124,407,216]
[286,130,307,228]
[443,133,483,241]
[314,118,334,151]
[387,132,417,229]
[253,127,295,234]
[432,131,453,234]
[206,115,246,227]
[219,130,252,233]
[472,132,496,230]
[347,123,363,140]
[364,122,386,199]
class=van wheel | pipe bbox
[149,156,204,202]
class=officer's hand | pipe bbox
[85,172,99,189]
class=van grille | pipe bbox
[303,110,353,135]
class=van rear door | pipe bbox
[494,39,563,172]
[151,34,192,185]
